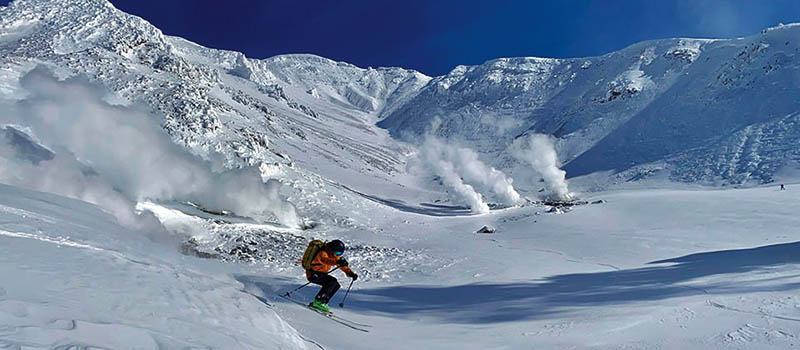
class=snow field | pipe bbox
[5,181,800,349]
[0,184,309,349]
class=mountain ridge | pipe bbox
[2,0,799,189]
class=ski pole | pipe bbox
[284,281,311,297]
[338,279,355,308]
[284,266,340,297]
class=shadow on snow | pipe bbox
[238,241,800,324]
[339,184,474,216]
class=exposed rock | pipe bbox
[476,225,496,234]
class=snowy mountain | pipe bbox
[0,0,798,274]
[3,0,799,193]
[0,0,428,191]
[0,0,446,240]
[380,30,800,186]
[4,1,800,349]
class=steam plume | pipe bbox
[513,134,571,200]
[422,137,520,205]
[411,118,521,212]
[416,139,491,214]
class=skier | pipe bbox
[781,184,786,190]
[304,239,358,312]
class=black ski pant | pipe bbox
[308,271,340,304]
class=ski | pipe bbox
[282,295,372,328]
[307,307,372,332]
[281,295,371,332]
[281,294,373,328]
[279,294,371,332]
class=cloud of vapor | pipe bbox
[513,134,571,200]
[421,149,490,214]
[424,137,520,205]
[480,114,523,135]
[409,118,521,213]
[0,67,300,229]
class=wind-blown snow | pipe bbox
[0,134,158,230]
[0,67,300,228]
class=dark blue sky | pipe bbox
[5,0,800,75]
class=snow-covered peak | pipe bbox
[166,35,249,71]
[431,56,563,94]
[167,36,431,117]
[2,0,169,56]
[255,53,431,115]
[1,0,430,118]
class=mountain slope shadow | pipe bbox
[347,241,800,323]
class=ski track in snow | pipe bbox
[0,229,152,266]
[523,244,622,271]
[1,229,111,254]
[709,300,800,323]
[483,237,622,271]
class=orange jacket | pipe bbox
[306,248,354,278]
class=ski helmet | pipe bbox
[328,240,346,256]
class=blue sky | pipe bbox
[5,0,800,75]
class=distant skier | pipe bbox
[781,184,786,190]
[301,239,358,312]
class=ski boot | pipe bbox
[309,299,331,313]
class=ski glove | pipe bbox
[337,258,348,267]
[347,272,358,281]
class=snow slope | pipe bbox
[5,177,800,349]
[0,184,308,349]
